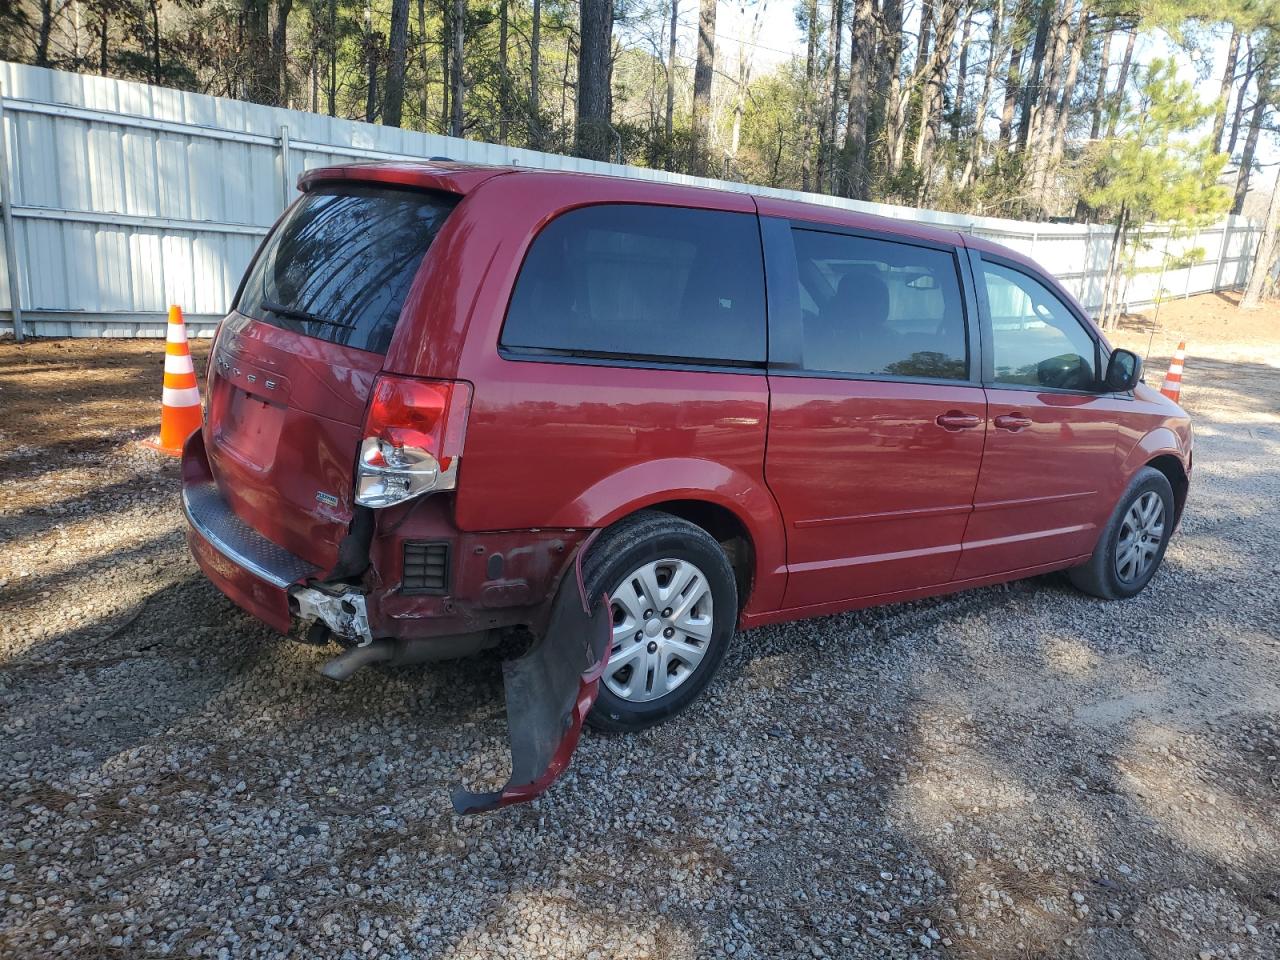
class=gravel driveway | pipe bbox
[2,316,1279,960]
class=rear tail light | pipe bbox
[355,375,472,508]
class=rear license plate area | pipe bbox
[215,386,286,468]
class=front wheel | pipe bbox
[583,511,737,732]
[1069,466,1175,600]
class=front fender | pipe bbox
[1117,425,1192,530]
[548,457,787,615]
[1117,426,1190,479]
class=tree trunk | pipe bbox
[843,0,876,198]
[383,0,411,126]
[498,0,510,143]
[1088,20,1110,140]
[449,0,465,136]
[329,0,338,116]
[1090,24,1111,142]
[883,0,907,176]
[818,0,844,191]
[1234,71,1270,216]
[908,0,934,168]
[576,0,615,160]
[730,0,767,158]
[272,0,294,104]
[692,0,718,174]
[244,0,275,104]
[665,0,679,141]
[1037,0,1088,207]
[365,4,380,123]
[530,0,542,145]
[71,0,82,68]
[1017,0,1051,148]
[440,0,451,133]
[1242,179,1280,308]
[1228,45,1253,156]
[918,0,934,70]
[98,10,109,74]
[1212,28,1240,155]
[871,0,897,146]
[1026,0,1068,166]
[559,23,572,147]
[1105,26,1134,138]
[952,10,972,140]
[149,0,161,83]
[36,0,54,65]
[1099,203,1127,329]
[961,0,1003,189]
[999,3,1025,144]
[912,0,959,177]
[310,42,318,112]
[418,0,429,123]
[801,0,821,188]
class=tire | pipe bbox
[584,511,737,732]
[1068,466,1175,600]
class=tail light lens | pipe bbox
[355,375,473,508]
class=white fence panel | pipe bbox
[0,60,1264,338]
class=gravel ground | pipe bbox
[2,297,1279,959]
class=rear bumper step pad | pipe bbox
[183,479,320,589]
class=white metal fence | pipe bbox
[0,61,1263,339]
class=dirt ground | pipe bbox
[1,294,1279,959]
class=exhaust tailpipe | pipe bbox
[318,640,395,681]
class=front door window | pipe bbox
[982,262,1098,391]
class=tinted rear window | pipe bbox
[237,185,458,354]
[501,204,766,365]
[791,229,967,380]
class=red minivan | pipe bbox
[183,161,1192,810]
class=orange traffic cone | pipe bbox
[144,305,204,456]
[1159,341,1186,403]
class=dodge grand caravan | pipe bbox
[183,161,1192,811]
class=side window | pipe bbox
[501,204,766,365]
[982,261,1098,390]
[791,229,968,380]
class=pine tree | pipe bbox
[1088,59,1229,328]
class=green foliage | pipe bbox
[1087,58,1230,228]
[8,0,1270,227]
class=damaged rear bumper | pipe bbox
[183,430,610,813]
[183,481,317,634]
[452,531,611,814]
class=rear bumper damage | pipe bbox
[452,532,610,814]
[182,429,610,812]
[182,432,316,634]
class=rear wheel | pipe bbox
[1069,466,1175,600]
[584,511,737,732]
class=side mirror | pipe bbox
[1105,348,1143,392]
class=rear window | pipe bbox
[791,229,967,380]
[236,185,458,354]
[500,204,766,365]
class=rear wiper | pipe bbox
[260,299,355,329]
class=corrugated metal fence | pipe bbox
[0,61,1263,339]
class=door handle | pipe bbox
[994,413,1033,431]
[935,411,982,431]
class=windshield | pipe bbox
[236,184,458,354]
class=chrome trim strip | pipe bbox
[182,481,319,589]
